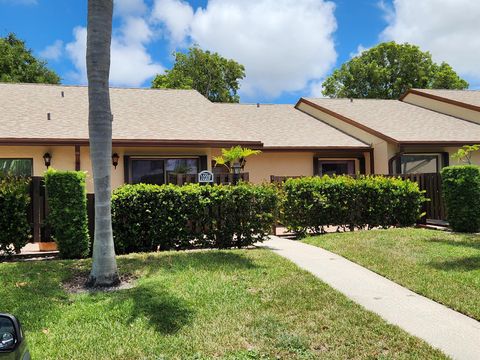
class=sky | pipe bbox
[0,0,479,104]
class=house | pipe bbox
[0,83,371,192]
[297,89,480,175]
[1,83,480,192]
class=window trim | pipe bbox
[390,152,444,174]
[128,156,200,185]
[317,159,356,176]
[0,158,33,177]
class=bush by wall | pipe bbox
[0,176,31,256]
[281,175,425,236]
[441,165,480,233]
[111,183,279,254]
[44,169,90,258]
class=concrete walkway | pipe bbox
[259,236,480,360]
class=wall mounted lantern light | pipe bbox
[43,152,52,168]
[232,162,242,174]
[232,162,242,185]
[112,153,120,169]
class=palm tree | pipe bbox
[86,0,119,287]
[213,146,261,172]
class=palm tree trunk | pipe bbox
[86,0,119,287]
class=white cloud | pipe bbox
[349,44,369,59]
[380,0,480,82]
[152,0,194,44]
[121,16,154,44]
[114,0,147,16]
[153,0,337,100]
[40,40,64,61]
[308,80,326,98]
[65,27,87,82]
[64,8,164,87]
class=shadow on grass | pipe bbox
[96,251,259,334]
[426,235,480,251]
[1,250,259,336]
[0,260,73,332]
[118,250,260,277]
[428,255,480,272]
[107,283,194,334]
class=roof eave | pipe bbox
[296,98,400,145]
[0,138,265,148]
[399,141,480,147]
[400,89,480,112]
[262,146,371,151]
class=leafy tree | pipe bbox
[152,46,245,103]
[86,0,119,287]
[322,42,468,99]
[213,146,261,173]
[451,145,480,164]
[0,33,60,84]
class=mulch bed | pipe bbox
[63,270,138,294]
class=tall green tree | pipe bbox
[86,0,119,287]
[152,46,245,103]
[0,33,60,84]
[322,42,468,99]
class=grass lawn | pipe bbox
[1,250,446,359]
[303,228,480,321]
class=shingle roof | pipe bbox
[302,98,480,143]
[410,89,480,108]
[0,83,368,149]
[211,103,369,148]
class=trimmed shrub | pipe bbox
[111,183,279,254]
[44,169,90,258]
[0,176,31,256]
[441,165,480,233]
[281,175,425,236]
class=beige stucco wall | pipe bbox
[297,102,393,174]
[400,145,480,169]
[0,144,377,193]
[403,94,480,124]
[81,146,212,192]
[0,145,75,176]
[211,149,315,183]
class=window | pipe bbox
[131,159,165,185]
[0,159,32,177]
[318,160,355,176]
[165,159,198,178]
[392,153,442,174]
[130,157,199,185]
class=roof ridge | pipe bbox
[213,102,294,106]
[413,88,480,93]
[0,82,201,92]
[305,97,398,101]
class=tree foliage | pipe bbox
[281,175,425,236]
[0,175,30,256]
[441,165,480,233]
[152,46,245,103]
[451,145,480,165]
[213,146,261,173]
[44,169,90,259]
[322,42,468,99]
[0,33,60,84]
[112,183,279,253]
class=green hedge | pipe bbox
[44,169,90,259]
[441,165,480,233]
[281,175,425,236]
[0,176,31,256]
[111,183,279,254]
